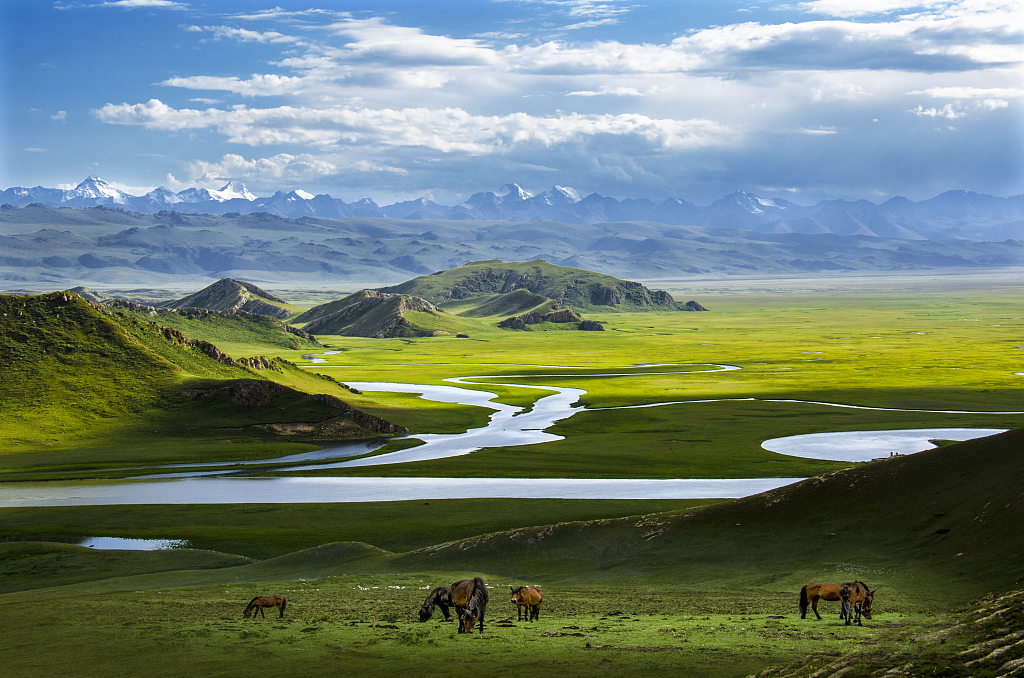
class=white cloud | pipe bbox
[798,0,949,18]
[184,25,303,45]
[185,153,338,184]
[52,110,67,122]
[911,102,969,119]
[799,127,839,135]
[23,147,50,152]
[908,86,1024,98]
[978,98,1008,109]
[566,85,642,96]
[161,74,306,97]
[94,99,734,153]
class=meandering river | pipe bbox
[0,362,1015,507]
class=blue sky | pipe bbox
[2,0,1022,205]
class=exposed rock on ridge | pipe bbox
[292,289,442,338]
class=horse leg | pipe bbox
[812,596,822,621]
[259,606,266,620]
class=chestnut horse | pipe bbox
[510,586,543,622]
[451,577,488,634]
[800,581,874,623]
[243,595,287,619]
[419,586,454,622]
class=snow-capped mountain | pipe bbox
[66,175,131,204]
[208,180,257,202]
[2,176,1022,241]
[535,185,581,205]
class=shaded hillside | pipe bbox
[162,277,291,319]
[379,259,683,312]
[351,429,1024,595]
[0,292,404,451]
[442,288,557,318]
[291,289,446,338]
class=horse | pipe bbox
[419,586,454,622]
[842,581,875,626]
[451,577,488,634]
[243,595,287,620]
[800,581,874,623]
[510,586,543,622]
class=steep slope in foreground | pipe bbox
[290,289,448,337]
[0,292,404,452]
[378,259,694,313]
[374,429,1024,595]
[163,278,291,319]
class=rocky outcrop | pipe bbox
[164,278,290,318]
[498,308,590,331]
[580,320,605,331]
[293,289,441,338]
[684,300,709,311]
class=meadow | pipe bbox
[2,273,1023,677]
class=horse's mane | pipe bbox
[425,586,451,608]
[468,577,488,612]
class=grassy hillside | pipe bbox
[109,301,321,355]
[378,259,685,312]
[441,288,558,317]
[163,277,293,319]
[290,289,475,338]
[0,292,406,470]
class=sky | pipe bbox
[2,0,1022,206]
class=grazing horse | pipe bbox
[842,581,875,626]
[800,581,875,623]
[419,586,454,622]
[510,586,543,622]
[451,577,489,634]
[243,595,287,620]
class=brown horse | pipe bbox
[800,581,874,623]
[842,581,875,626]
[243,595,287,620]
[451,577,488,634]
[510,586,543,622]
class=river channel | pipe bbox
[0,363,1015,507]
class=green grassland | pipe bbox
[3,278,1024,677]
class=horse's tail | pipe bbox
[799,585,809,616]
[280,597,287,613]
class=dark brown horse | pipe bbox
[841,581,875,626]
[510,586,543,622]
[243,595,287,619]
[800,581,874,623]
[451,577,488,634]
[419,586,454,622]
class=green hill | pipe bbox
[378,259,691,313]
[0,292,405,458]
[106,299,321,354]
[441,288,557,318]
[290,289,459,338]
[163,278,292,319]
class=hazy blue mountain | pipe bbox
[3,176,1023,242]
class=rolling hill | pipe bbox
[0,291,406,454]
[290,289,452,338]
[161,277,292,319]
[378,259,692,313]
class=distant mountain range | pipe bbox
[5,176,1024,242]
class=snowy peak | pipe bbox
[69,175,130,203]
[142,186,184,204]
[209,180,256,202]
[496,183,532,202]
[535,185,581,206]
